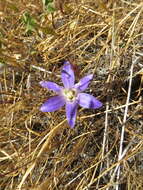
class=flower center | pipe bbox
[62,88,77,102]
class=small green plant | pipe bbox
[21,12,37,34]
[42,0,56,13]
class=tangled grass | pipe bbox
[0,0,143,189]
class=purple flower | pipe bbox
[40,61,103,128]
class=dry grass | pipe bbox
[0,0,143,190]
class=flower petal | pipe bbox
[75,74,93,91]
[78,93,103,109]
[66,101,78,128]
[40,81,61,92]
[40,96,65,112]
[61,61,75,88]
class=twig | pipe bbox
[115,59,135,190]
[31,65,61,77]
[96,101,109,189]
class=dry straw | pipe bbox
[0,0,143,190]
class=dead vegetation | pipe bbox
[0,0,143,190]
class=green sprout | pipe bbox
[42,0,56,13]
[21,12,37,34]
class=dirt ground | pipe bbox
[0,0,143,189]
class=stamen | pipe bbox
[62,89,77,102]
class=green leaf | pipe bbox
[42,0,56,13]
[21,12,37,33]
[42,0,53,6]
[46,3,56,13]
